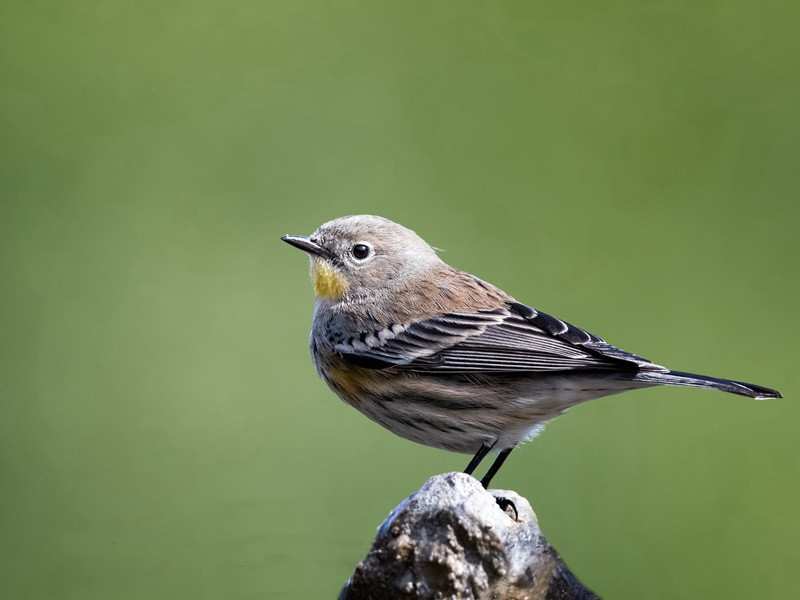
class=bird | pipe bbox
[282,215,781,489]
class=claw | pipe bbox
[494,496,519,521]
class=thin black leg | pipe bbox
[464,440,494,476]
[480,446,514,489]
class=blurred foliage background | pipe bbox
[1,2,798,598]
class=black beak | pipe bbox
[281,235,328,258]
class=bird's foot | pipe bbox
[494,496,519,521]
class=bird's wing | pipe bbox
[335,301,667,373]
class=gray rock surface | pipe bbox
[340,472,599,600]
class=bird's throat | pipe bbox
[310,258,348,300]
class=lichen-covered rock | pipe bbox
[340,472,599,600]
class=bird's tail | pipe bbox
[632,369,782,400]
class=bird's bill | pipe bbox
[281,235,328,258]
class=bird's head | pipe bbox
[282,215,442,302]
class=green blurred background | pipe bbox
[2,2,798,598]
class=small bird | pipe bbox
[282,215,781,488]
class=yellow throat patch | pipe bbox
[310,258,348,300]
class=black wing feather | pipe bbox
[336,301,666,374]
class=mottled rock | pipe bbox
[340,472,599,600]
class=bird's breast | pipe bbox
[310,341,381,410]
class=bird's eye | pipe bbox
[352,244,371,260]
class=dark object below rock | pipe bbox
[340,472,599,600]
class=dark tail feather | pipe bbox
[633,369,782,400]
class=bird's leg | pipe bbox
[480,446,517,519]
[480,446,514,488]
[463,440,495,476]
